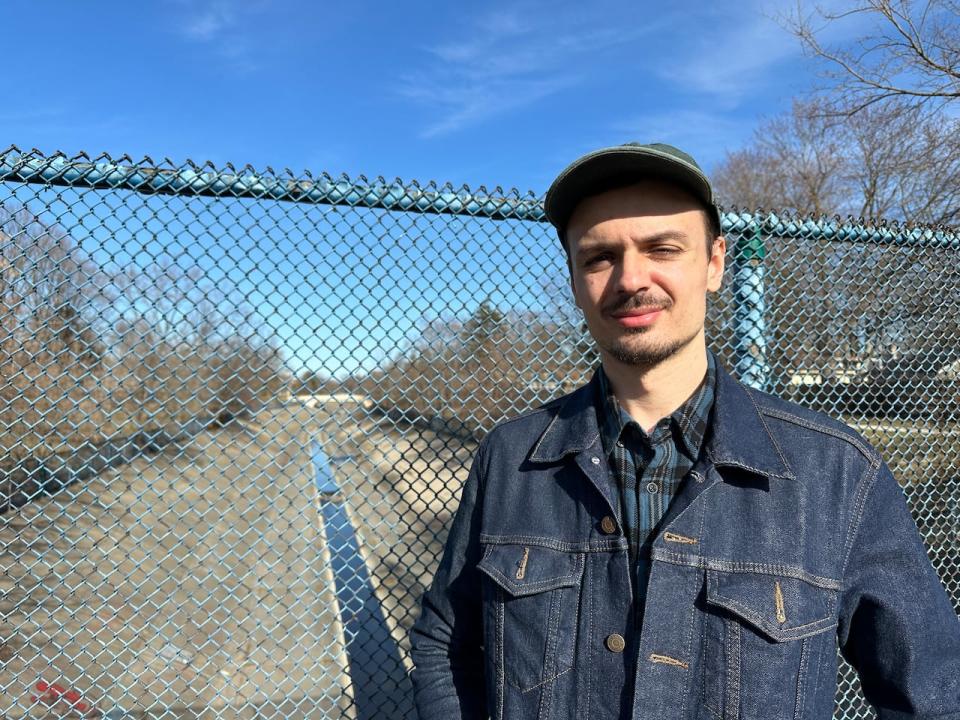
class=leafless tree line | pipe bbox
[707,0,960,426]
[0,203,287,460]
[716,1,960,227]
[363,298,594,437]
[714,98,960,226]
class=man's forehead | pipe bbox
[567,186,705,235]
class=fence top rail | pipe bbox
[1,147,957,249]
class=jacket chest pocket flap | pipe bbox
[477,543,585,693]
[705,569,838,642]
[701,569,840,719]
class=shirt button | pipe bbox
[605,633,626,653]
[616,440,624,448]
[646,481,660,494]
[591,456,601,465]
[600,516,617,535]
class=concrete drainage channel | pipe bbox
[311,440,414,720]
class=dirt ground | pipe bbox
[1,401,358,719]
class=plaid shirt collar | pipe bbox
[596,349,717,460]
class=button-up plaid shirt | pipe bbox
[595,350,716,627]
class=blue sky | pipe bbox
[3,0,836,193]
[0,0,855,376]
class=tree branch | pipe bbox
[786,0,960,107]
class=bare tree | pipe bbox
[715,99,849,214]
[712,98,960,225]
[0,204,114,363]
[787,0,960,112]
[847,100,960,223]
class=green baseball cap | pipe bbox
[544,142,721,247]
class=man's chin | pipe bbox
[602,333,695,369]
[605,344,675,368]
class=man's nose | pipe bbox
[614,252,651,294]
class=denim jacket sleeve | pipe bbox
[838,459,960,719]
[409,437,488,720]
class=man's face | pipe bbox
[566,181,725,370]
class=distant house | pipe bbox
[937,359,960,381]
[789,367,860,386]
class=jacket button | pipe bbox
[605,633,625,653]
[600,516,617,534]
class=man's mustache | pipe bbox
[603,294,672,314]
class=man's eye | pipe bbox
[583,253,612,266]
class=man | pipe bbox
[409,142,960,719]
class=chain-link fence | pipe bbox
[0,147,957,719]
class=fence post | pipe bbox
[733,218,769,390]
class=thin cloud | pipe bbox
[404,75,578,139]
[175,0,238,41]
[656,5,797,105]
[184,10,234,41]
[657,0,877,105]
[169,0,272,71]
[400,4,668,138]
[609,111,750,171]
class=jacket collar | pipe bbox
[529,371,603,461]
[529,353,795,482]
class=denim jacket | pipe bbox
[409,361,960,720]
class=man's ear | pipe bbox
[707,235,726,293]
[569,277,582,309]
[566,255,582,309]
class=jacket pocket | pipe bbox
[700,569,839,720]
[477,542,585,693]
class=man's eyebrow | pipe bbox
[576,230,691,251]
[633,230,691,244]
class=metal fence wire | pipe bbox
[0,147,957,720]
